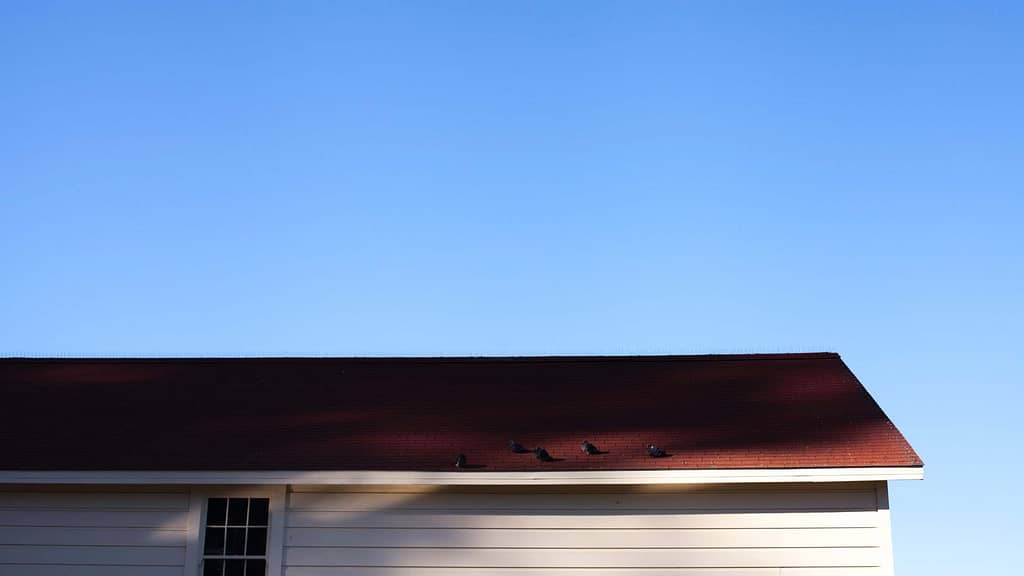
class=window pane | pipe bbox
[225,527,246,555]
[228,498,249,525]
[225,559,245,576]
[203,527,225,555]
[245,559,267,575]
[246,527,267,556]
[248,498,269,526]
[203,559,224,576]
[206,498,228,526]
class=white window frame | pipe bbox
[185,486,286,576]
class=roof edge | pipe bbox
[0,352,841,364]
[0,466,923,486]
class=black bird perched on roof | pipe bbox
[509,440,528,453]
[581,440,600,455]
[533,447,554,462]
[646,444,667,458]
[455,454,466,468]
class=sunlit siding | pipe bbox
[0,488,189,576]
[282,483,891,576]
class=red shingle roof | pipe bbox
[0,353,921,471]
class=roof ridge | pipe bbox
[0,352,840,364]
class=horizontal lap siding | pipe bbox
[0,489,189,576]
[283,484,887,575]
[282,565,880,569]
[288,489,878,511]
[287,527,879,548]
[287,510,880,529]
[284,547,881,567]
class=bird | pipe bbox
[581,440,600,455]
[646,444,667,458]
[533,447,554,461]
[509,440,528,453]
[455,454,466,468]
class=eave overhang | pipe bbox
[0,466,924,485]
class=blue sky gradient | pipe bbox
[2,2,1021,573]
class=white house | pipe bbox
[0,353,922,576]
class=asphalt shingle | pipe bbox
[0,353,922,471]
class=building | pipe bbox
[0,353,922,576]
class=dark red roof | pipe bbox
[0,353,921,471]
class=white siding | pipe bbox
[0,481,898,576]
[0,487,189,576]
[283,483,891,576]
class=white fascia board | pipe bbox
[0,466,923,485]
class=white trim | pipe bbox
[876,480,896,576]
[0,466,923,485]
[266,486,286,576]
[183,488,205,576]
[186,486,285,576]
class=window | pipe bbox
[201,497,270,576]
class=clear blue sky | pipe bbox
[1,2,1021,573]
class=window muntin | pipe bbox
[202,497,270,576]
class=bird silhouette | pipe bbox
[646,444,667,458]
[509,440,528,453]
[533,447,554,462]
[581,440,601,455]
[455,454,466,468]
